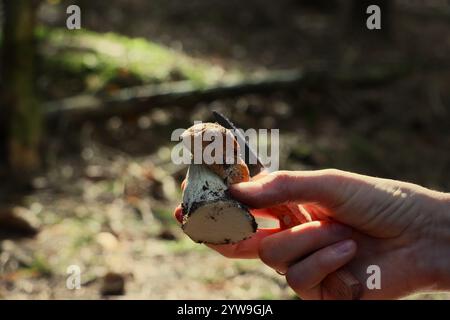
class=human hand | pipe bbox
[173,172,286,258]
[173,169,450,299]
[225,169,450,299]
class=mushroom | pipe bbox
[180,122,256,244]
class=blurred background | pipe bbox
[0,0,449,299]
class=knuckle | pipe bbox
[321,169,346,184]
[286,266,307,292]
[322,168,342,176]
[268,171,292,197]
[271,171,291,185]
[319,169,349,198]
[258,237,277,266]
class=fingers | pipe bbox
[266,203,312,228]
[250,170,269,181]
[285,239,357,299]
[207,228,281,259]
[259,221,353,273]
[173,205,183,223]
[229,169,355,209]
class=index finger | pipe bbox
[207,227,281,259]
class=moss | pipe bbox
[28,255,53,277]
[165,237,207,254]
[152,207,178,226]
[36,26,243,96]
[258,291,278,300]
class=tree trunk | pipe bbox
[1,0,42,176]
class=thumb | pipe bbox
[229,169,354,209]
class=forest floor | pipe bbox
[1,0,450,299]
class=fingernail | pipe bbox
[276,269,287,276]
[333,240,355,255]
[175,208,183,223]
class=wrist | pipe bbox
[425,193,450,290]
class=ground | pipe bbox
[0,0,450,299]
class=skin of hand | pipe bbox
[173,169,450,300]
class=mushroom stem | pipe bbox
[181,164,256,244]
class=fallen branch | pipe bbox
[44,67,410,123]
[44,70,307,122]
